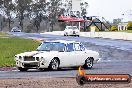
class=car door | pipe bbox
[74,43,87,66]
[59,43,76,67]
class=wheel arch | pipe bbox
[85,57,94,62]
[84,57,94,69]
[48,57,60,70]
[51,57,60,65]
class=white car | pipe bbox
[11,27,21,32]
[15,40,99,71]
[64,26,80,37]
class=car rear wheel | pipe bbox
[49,59,59,71]
[84,57,93,69]
[17,67,28,71]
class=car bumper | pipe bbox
[64,32,79,36]
[16,60,49,69]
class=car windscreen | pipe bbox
[37,42,65,51]
[67,26,78,30]
[72,27,78,30]
[67,26,72,29]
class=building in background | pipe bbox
[118,22,128,31]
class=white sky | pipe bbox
[85,0,132,22]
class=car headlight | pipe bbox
[41,57,45,61]
[36,57,39,61]
[40,57,46,63]
[19,56,22,60]
[15,56,18,60]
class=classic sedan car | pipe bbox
[11,26,21,32]
[64,26,80,37]
[15,40,99,71]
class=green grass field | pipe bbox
[0,32,9,36]
[99,30,132,33]
[0,37,40,67]
[117,30,132,33]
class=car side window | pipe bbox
[74,43,81,51]
[67,43,74,52]
[80,44,85,51]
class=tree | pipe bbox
[0,0,15,31]
[113,18,122,25]
[80,2,88,16]
[110,25,118,31]
[80,1,88,32]
[59,22,66,31]
[15,0,32,31]
[31,1,45,32]
[127,22,132,30]
[65,0,72,16]
[47,0,61,31]
[33,14,42,32]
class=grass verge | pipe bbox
[117,30,132,33]
[0,37,40,67]
[97,30,132,33]
[0,32,9,36]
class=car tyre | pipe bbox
[38,68,45,71]
[49,59,59,71]
[84,57,93,69]
[76,75,86,85]
[17,67,28,71]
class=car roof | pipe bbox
[44,40,80,44]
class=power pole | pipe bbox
[83,15,86,31]
[0,21,2,31]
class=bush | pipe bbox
[110,26,118,31]
[127,22,132,30]
[127,27,132,30]
[95,27,100,32]
[26,23,34,33]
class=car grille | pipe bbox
[73,31,75,34]
[24,62,38,67]
[24,56,35,61]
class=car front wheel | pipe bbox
[84,57,93,69]
[49,59,59,71]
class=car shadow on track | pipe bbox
[19,67,95,72]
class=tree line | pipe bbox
[0,0,88,32]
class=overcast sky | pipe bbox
[85,0,132,22]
